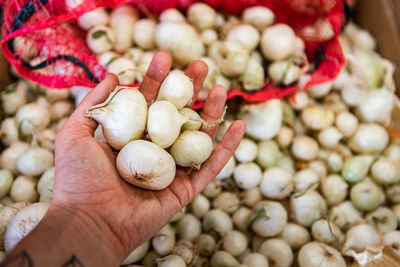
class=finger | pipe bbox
[200,85,227,139]
[139,51,172,105]
[190,120,246,195]
[68,73,119,135]
[184,60,208,107]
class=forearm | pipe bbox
[1,204,125,267]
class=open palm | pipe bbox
[52,51,245,261]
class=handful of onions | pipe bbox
[86,71,223,190]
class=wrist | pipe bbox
[4,202,126,267]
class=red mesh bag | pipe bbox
[1,0,348,109]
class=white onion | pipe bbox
[256,140,281,169]
[187,3,216,30]
[311,219,344,245]
[301,105,335,130]
[5,202,49,252]
[342,224,380,254]
[210,251,239,267]
[226,24,260,51]
[357,87,394,122]
[371,157,400,185]
[222,230,248,256]
[10,175,38,202]
[159,8,185,23]
[341,155,374,184]
[260,167,293,199]
[156,70,194,109]
[279,223,310,250]
[242,252,269,267]
[318,127,343,148]
[294,168,319,192]
[133,19,156,50]
[190,194,210,218]
[242,6,275,31]
[122,241,150,265]
[308,82,333,98]
[291,135,319,161]
[290,191,327,227]
[232,162,262,190]
[86,25,116,54]
[216,156,236,180]
[212,192,240,214]
[238,99,282,140]
[110,5,138,52]
[335,111,359,137]
[349,123,389,153]
[155,22,204,66]
[261,24,296,61]
[203,209,233,235]
[383,231,400,254]
[16,103,50,136]
[214,40,250,77]
[288,90,309,111]
[0,118,18,146]
[171,130,213,170]
[0,142,29,174]
[321,175,348,206]
[116,140,176,190]
[201,29,218,46]
[106,58,136,84]
[1,81,27,115]
[251,201,287,237]
[233,207,252,231]
[17,147,54,177]
[77,7,109,30]
[276,126,294,148]
[330,201,363,230]
[258,239,293,267]
[298,242,346,267]
[0,170,13,199]
[365,207,398,234]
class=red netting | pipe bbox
[1,0,347,109]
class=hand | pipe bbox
[51,51,245,263]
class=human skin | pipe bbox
[1,51,245,267]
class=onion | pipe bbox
[201,29,218,46]
[386,184,400,204]
[210,251,239,267]
[384,144,400,162]
[301,105,335,130]
[5,202,49,252]
[350,180,382,212]
[190,194,210,218]
[318,127,343,148]
[261,24,296,61]
[326,152,344,173]
[203,209,233,235]
[242,6,275,31]
[17,147,54,176]
[212,192,240,214]
[242,252,269,267]
[391,205,400,224]
[77,7,109,30]
[383,231,400,254]
[0,118,18,146]
[214,40,250,77]
[1,81,27,115]
[123,48,143,64]
[241,187,262,208]
[290,191,327,227]
[195,234,216,257]
[142,250,159,267]
[187,2,216,30]
[365,207,398,234]
[177,214,202,242]
[110,5,138,52]
[256,140,281,169]
[106,58,136,84]
[0,142,29,174]
[16,103,50,136]
[226,24,260,51]
[216,156,236,180]
[238,99,282,140]
[155,22,204,66]
[222,230,248,256]
[341,83,369,107]
[276,126,294,148]
[260,167,293,199]
[349,123,389,153]
[288,90,309,111]
[294,168,319,192]
[10,175,38,202]
[232,207,252,231]
[279,223,310,250]
[258,239,293,267]
[136,51,155,83]
[159,8,185,23]
[173,241,195,265]
[85,86,147,150]
[268,59,302,85]
[308,160,328,179]
[298,242,346,267]
[152,234,175,256]
[86,25,116,54]
[37,167,54,203]
[330,201,363,230]
[171,130,213,170]
[133,19,156,50]
[202,180,222,199]
[342,224,380,254]
[291,135,319,161]
[116,140,176,190]
[357,87,394,122]
[233,162,262,190]
[242,59,265,91]
[341,155,374,184]
[122,241,150,265]
[251,201,287,237]
[311,219,344,246]
[371,157,400,185]
[0,170,13,199]
[321,175,348,206]
[156,70,194,109]
[157,255,186,267]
